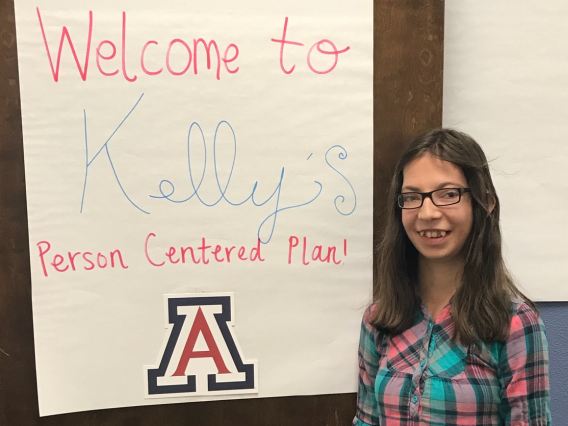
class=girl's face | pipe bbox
[401,153,473,267]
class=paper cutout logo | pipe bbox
[145,293,257,397]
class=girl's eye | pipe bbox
[402,193,420,202]
[439,189,459,199]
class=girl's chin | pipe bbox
[417,248,466,266]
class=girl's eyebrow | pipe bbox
[401,185,421,192]
[401,182,464,192]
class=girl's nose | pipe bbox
[418,197,442,220]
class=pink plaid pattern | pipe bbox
[354,301,550,425]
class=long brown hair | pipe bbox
[371,128,534,345]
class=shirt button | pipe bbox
[412,396,418,403]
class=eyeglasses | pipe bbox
[396,188,471,209]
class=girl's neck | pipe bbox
[418,257,463,321]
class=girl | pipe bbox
[354,129,550,425]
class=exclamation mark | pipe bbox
[343,239,347,257]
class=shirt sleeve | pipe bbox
[498,303,551,426]
[353,305,382,426]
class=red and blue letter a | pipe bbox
[145,293,257,397]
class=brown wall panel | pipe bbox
[0,0,444,424]
[374,0,444,245]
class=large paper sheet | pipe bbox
[444,0,568,301]
[14,1,373,415]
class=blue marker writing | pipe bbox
[81,94,148,214]
[151,120,323,243]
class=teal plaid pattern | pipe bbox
[354,301,551,425]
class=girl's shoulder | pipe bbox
[361,302,379,332]
[507,298,546,341]
[360,302,387,342]
[362,302,378,321]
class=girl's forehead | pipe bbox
[402,153,467,186]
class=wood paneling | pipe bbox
[0,1,443,424]
[374,0,445,246]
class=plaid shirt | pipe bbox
[354,301,551,426]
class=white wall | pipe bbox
[444,0,568,301]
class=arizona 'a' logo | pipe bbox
[144,293,257,397]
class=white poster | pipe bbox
[444,0,568,301]
[14,0,373,416]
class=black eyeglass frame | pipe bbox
[396,188,471,209]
